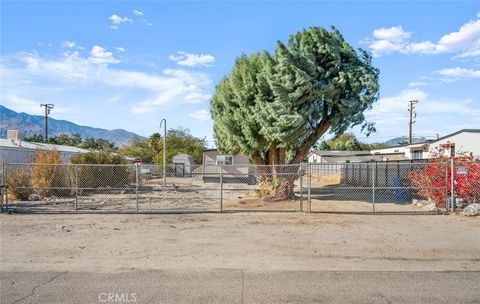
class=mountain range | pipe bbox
[384,136,427,146]
[0,105,144,146]
[1,105,426,148]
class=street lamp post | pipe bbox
[160,119,167,187]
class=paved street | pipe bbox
[2,270,480,304]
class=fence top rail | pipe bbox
[309,162,449,166]
[5,162,450,168]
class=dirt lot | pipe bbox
[1,212,479,273]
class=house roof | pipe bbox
[0,138,88,153]
[309,150,372,157]
[428,129,480,144]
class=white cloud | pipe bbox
[89,45,119,64]
[188,110,211,121]
[1,49,212,115]
[109,14,132,30]
[364,15,480,58]
[436,67,480,81]
[141,19,152,27]
[61,40,77,48]
[1,93,70,115]
[115,47,126,52]
[366,88,480,136]
[133,9,144,16]
[169,51,215,67]
[407,81,429,88]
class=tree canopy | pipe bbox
[23,133,115,151]
[317,133,389,151]
[117,127,207,165]
[211,26,379,166]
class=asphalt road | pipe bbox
[1,270,479,304]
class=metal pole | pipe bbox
[160,118,167,188]
[74,164,78,212]
[445,162,449,214]
[1,162,4,213]
[372,163,376,213]
[450,158,455,213]
[308,164,312,213]
[300,166,303,212]
[5,165,8,212]
[135,163,139,213]
[220,165,223,212]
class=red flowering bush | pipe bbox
[409,151,480,208]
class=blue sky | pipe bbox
[1,1,479,146]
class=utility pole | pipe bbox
[408,100,419,145]
[40,103,54,142]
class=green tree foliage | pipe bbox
[149,128,207,165]
[70,151,127,165]
[211,27,379,165]
[23,134,45,143]
[317,133,389,151]
[80,137,115,151]
[211,27,379,199]
[23,133,115,151]
[117,138,154,161]
[118,128,207,164]
[70,151,131,189]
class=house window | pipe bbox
[412,150,423,160]
[216,155,233,165]
[450,144,455,157]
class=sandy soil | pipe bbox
[5,176,432,213]
[1,212,479,273]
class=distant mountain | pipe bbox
[384,136,427,146]
[0,105,144,146]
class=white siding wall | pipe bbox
[428,132,480,157]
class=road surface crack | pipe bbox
[10,272,67,304]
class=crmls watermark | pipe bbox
[98,292,137,303]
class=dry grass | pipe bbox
[312,174,341,187]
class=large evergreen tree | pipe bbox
[211,27,379,199]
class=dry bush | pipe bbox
[7,170,32,201]
[313,174,341,187]
[31,150,68,197]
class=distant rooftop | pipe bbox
[0,138,89,154]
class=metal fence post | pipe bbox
[4,164,8,212]
[308,164,312,213]
[445,162,449,214]
[372,163,376,214]
[220,165,223,212]
[135,163,139,213]
[450,158,455,213]
[75,164,78,212]
[1,162,4,213]
[300,165,303,212]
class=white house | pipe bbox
[309,129,480,163]
[0,137,89,163]
[307,150,391,163]
[372,129,480,160]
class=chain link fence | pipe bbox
[1,159,478,214]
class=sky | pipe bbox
[1,1,479,147]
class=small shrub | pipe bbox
[7,170,32,201]
[409,153,480,208]
[70,152,133,189]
